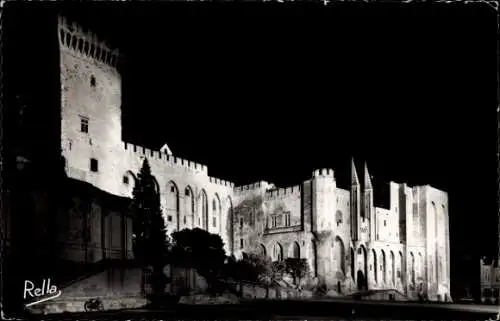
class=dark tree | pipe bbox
[285,258,310,285]
[131,158,170,299]
[171,228,226,295]
[232,253,290,298]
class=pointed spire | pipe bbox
[351,158,360,186]
[364,162,373,190]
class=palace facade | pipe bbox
[51,16,452,301]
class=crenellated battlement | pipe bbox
[312,168,335,178]
[208,176,234,188]
[265,185,301,199]
[123,142,207,173]
[234,181,274,194]
[58,15,119,69]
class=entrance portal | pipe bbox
[357,270,367,291]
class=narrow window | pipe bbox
[183,216,187,225]
[170,186,175,193]
[90,75,96,87]
[167,215,172,222]
[90,158,98,172]
[185,188,190,196]
[80,117,89,133]
[284,212,291,226]
[384,220,387,227]
[212,217,216,228]
[123,176,129,184]
[213,200,216,211]
[358,248,362,254]
[240,239,244,249]
[240,218,243,229]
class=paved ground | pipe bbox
[18,299,500,320]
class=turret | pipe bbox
[311,168,336,285]
[311,168,336,233]
[364,162,375,240]
[351,159,360,241]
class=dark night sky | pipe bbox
[3,1,498,288]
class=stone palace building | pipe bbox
[480,257,500,304]
[12,15,452,303]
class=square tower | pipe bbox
[58,16,123,193]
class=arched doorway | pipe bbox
[357,270,367,291]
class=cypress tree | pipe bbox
[131,158,169,299]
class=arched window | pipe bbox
[398,251,403,279]
[390,251,396,285]
[350,248,355,279]
[165,181,179,230]
[418,252,423,278]
[200,189,208,230]
[372,249,378,283]
[336,210,343,227]
[183,186,194,228]
[381,250,387,283]
[312,241,318,277]
[432,201,439,282]
[290,241,300,259]
[334,237,346,274]
[226,196,234,254]
[258,244,267,257]
[273,243,283,262]
[410,252,415,285]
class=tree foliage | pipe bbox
[284,258,310,284]
[232,253,288,286]
[171,228,226,285]
[130,158,169,297]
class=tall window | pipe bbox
[284,212,291,226]
[90,158,98,172]
[273,243,283,261]
[336,211,343,227]
[80,116,89,133]
[272,216,279,228]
